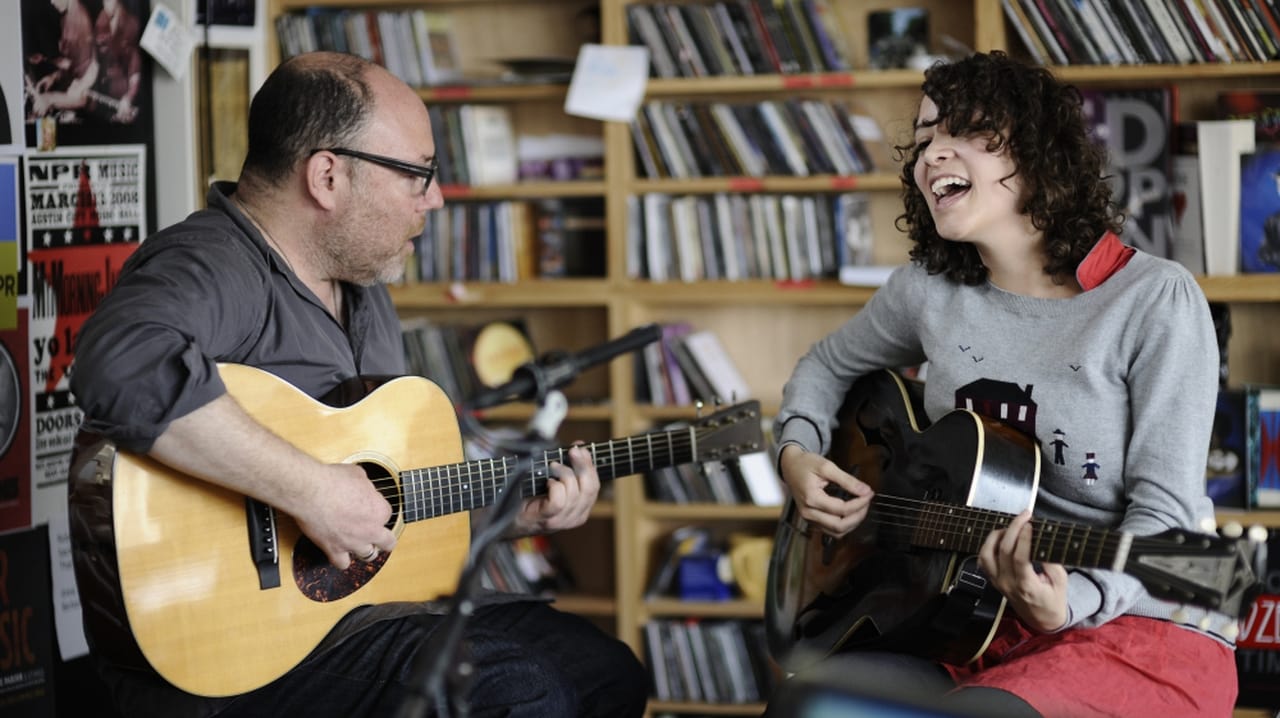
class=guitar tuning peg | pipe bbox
[1171,607,1190,624]
[1248,524,1270,544]
[1198,516,1218,534]
[1221,621,1240,641]
[1220,521,1243,539]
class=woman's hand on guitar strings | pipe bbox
[509,445,599,537]
[779,444,874,539]
[979,510,1069,633]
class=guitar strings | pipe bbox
[358,429,704,519]
[865,494,1130,563]
[863,494,1216,566]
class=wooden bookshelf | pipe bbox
[265,0,1280,714]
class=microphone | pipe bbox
[467,323,662,410]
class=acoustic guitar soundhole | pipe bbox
[292,461,401,602]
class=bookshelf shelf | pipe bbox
[645,68,927,96]
[1052,61,1280,85]
[642,502,781,522]
[634,402,783,422]
[1217,509,1280,528]
[387,280,612,308]
[624,280,879,306]
[646,700,767,715]
[417,83,568,103]
[1197,275,1280,303]
[645,598,764,619]
[633,173,901,194]
[466,402,615,423]
[267,0,1280,712]
[439,181,606,200]
[550,593,618,616]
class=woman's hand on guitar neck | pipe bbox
[979,510,1069,633]
[779,444,874,539]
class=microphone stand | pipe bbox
[395,390,569,718]
[468,323,661,410]
[398,325,661,717]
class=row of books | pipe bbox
[1207,385,1280,509]
[1002,0,1280,66]
[1075,85,1280,277]
[427,105,517,187]
[644,619,777,703]
[408,198,606,283]
[631,99,891,180]
[426,107,604,188]
[645,454,783,506]
[1176,91,1280,276]
[477,535,575,596]
[637,323,751,407]
[635,323,786,505]
[276,8,461,86]
[627,0,850,78]
[626,192,874,282]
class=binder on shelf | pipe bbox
[1198,119,1256,276]
[680,330,750,403]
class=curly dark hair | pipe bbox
[896,51,1123,285]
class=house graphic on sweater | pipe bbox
[955,378,1037,438]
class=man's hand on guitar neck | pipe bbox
[979,510,1070,633]
[779,444,874,539]
[506,445,600,538]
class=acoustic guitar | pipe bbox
[765,369,1264,673]
[68,363,764,697]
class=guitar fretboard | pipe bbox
[870,496,1131,572]
[398,427,698,522]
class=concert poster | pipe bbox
[1081,87,1177,261]
[23,145,143,525]
[21,0,156,233]
[0,306,33,534]
[0,525,57,716]
[1236,528,1280,710]
[0,156,32,532]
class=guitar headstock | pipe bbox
[1127,522,1267,622]
[689,400,765,462]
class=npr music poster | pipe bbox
[24,144,142,524]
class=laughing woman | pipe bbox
[765,51,1236,718]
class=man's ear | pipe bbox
[303,151,342,211]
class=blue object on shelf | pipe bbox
[677,552,731,601]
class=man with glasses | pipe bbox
[69,51,647,718]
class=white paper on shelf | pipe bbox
[1197,120,1255,277]
[564,44,649,122]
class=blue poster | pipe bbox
[1239,149,1280,273]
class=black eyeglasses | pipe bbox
[312,148,438,196]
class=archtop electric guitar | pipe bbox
[765,369,1265,673]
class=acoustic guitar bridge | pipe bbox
[245,498,281,589]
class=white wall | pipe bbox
[150,0,268,230]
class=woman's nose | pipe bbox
[922,139,954,164]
